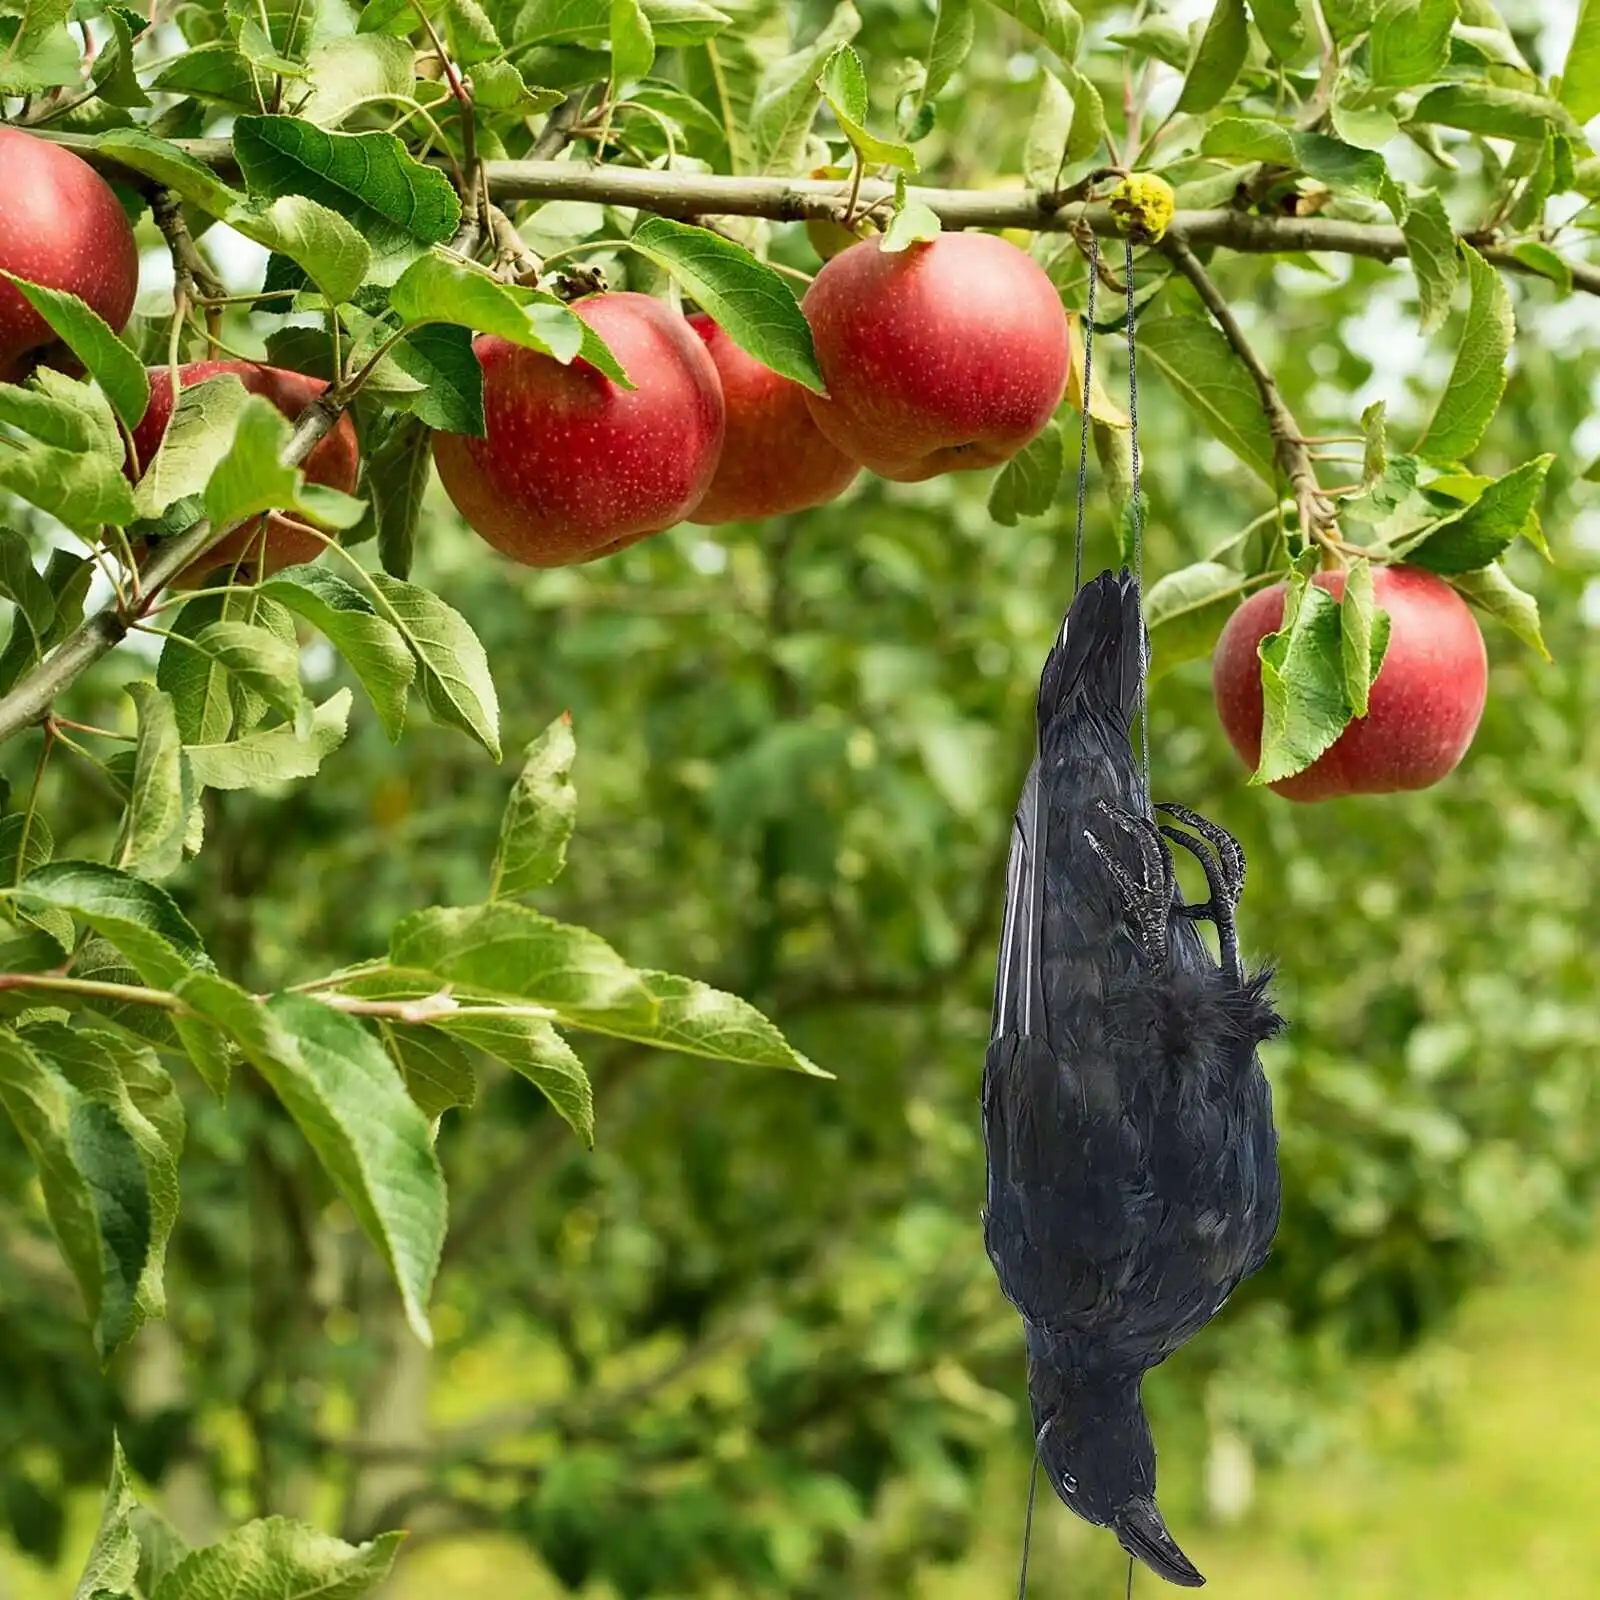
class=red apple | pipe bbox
[685,312,859,524]
[130,361,359,583]
[432,292,725,567]
[799,233,1070,483]
[1212,565,1488,801]
[0,128,141,381]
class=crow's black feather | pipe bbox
[982,568,1284,1589]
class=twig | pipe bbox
[32,131,1600,297]
[530,91,589,160]
[485,204,541,284]
[0,396,345,746]
[1164,237,1340,551]
[151,188,227,305]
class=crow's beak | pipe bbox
[1116,1497,1205,1588]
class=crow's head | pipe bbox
[1027,1341,1205,1587]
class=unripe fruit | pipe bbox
[0,128,141,380]
[432,292,725,567]
[130,362,359,583]
[686,313,859,524]
[800,232,1070,483]
[1212,565,1488,801]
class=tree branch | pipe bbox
[1163,236,1340,551]
[37,132,1600,297]
[0,396,345,747]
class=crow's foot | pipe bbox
[1083,801,1175,966]
[1155,802,1245,982]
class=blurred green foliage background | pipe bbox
[4,0,1600,1591]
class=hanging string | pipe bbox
[1123,234,1151,805]
[1015,1445,1041,1600]
[1071,232,1100,598]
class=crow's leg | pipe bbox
[1155,803,1245,983]
[1083,801,1176,966]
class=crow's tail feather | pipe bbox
[1036,567,1145,740]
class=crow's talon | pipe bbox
[1154,803,1245,903]
[1154,804,1246,982]
[1084,801,1176,966]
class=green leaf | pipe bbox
[1199,121,1398,210]
[391,901,653,1018]
[259,567,415,742]
[1412,83,1581,142]
[1338,558,1385,717]
[1560,0,1600,122]
[232,115,462,275]
[1369,0,1457,86]
[0,527,56,654]
[628,216,822,392]
[203,395,365,532]
[152,1518,403,1600]
[1107,17,1190,69]
[388,325,486,435]
[0,1027,151,1358]
[987,420,1062,525]
[14,861,211,987]
[491,714,578,898]
[1401,188,1459,334]
[613,969,827,1073]
[156,595,238,747]
[1361,399,1388,487]
[122,684,187,881]
[184,620,304,722]
[74,1439,142,1600]
[175,977,445,1347]
[924,0,974,101]
[232,196,372,307]
[881,188,942,251]
[0,374,137,535]
[430,1011,591,1142]
[297,33,414,127]
[1417,244,1512,465]
[1024,71,1073,192]
[27,1020,184,1327]
[0,273,148,430]
[446,0,504,62]
[91,7,150,109]
[1137,315,1277,483]
[368,575,501,758]
[351,415,438,579]
[390,251,587,363]
[1249,0,1308,62]
[1399,455,1553,573]
[92,129,241,216]
[1253,571,1352,784]
[130,1504,190,1598]
[640,0,732,43]
[1176,0,1248,113]
[610,0,655,83]
[820,44,918,171]
[751,1,862,174]
[185,688,352,791]
[380,1023,477,1122]
[1507,241,1571,293]
[149,39,260,106]
[132,374,251,519]
[1447,560,1548,658]
[1143,560,1254,680]
[986,0,1081,62]
[0,1,80,94]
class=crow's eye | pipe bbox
[1063,1473,1078,1494]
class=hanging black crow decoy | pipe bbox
[982,567,1285,1588]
